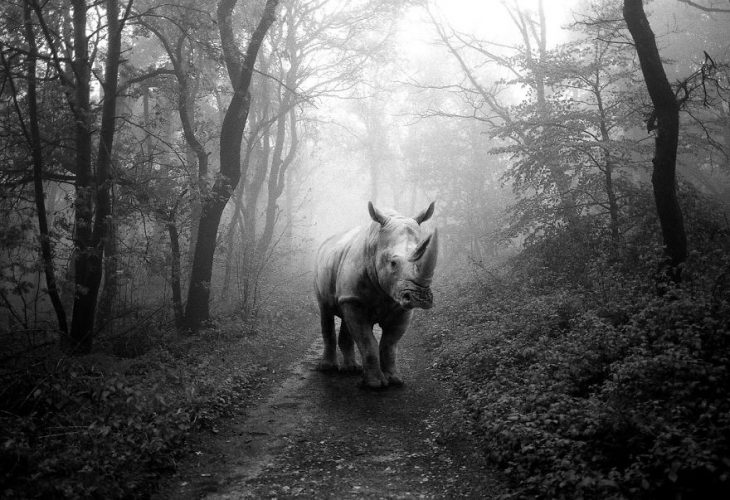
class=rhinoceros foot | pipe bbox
[339,360,362,373]
[384,372,404,387]
[358,370,389,390]
[315,359,339,372]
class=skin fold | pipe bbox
[314,201,438,388]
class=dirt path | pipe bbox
[156,321,504,499]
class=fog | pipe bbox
[1,0,729,337]
[292,0,730,254]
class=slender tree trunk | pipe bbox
[95,201,117,333]
[242,137,268,313]
[221,192,243,303]
[603,163,620,242]
[143,19,211,324]
[596,93,620,243]
[623,0,687,282]
[67,0,94,353]
[23,3,68,336]
[178,54,209,264]
[167,219,184,327]
[221,127,258,302]
[67,0,122,353]
[528,0,571,222]
[143,88,152,166]
[184,0,279,330]
[257,110,286,259]
[285,166,294,266]
[256,104,298,259]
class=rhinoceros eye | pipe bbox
[389,259,398,270]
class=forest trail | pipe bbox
[156,321,503,499]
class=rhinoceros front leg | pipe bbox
[316,303,338,372]
[337,320,361,373]
[341,303,388,388]
[380,310,412,386]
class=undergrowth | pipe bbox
[0,297,315,499]
[428,232,730,499]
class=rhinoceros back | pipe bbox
[314,225,377,313]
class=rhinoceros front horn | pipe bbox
[408,228,438,284]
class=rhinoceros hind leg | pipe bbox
[317,304,338,372]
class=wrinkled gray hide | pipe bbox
[314,202,438,388]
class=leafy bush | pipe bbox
[0,298,316,499]
[1,360,195,498]
[429,240,730,499]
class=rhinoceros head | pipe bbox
[368,201,438,310]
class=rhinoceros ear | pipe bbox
[368,201,389,226]
[414,201,435,225]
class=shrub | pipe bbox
[0,361,194,498]
[429,241,730,499]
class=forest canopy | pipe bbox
[0,0,727,346]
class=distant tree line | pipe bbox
[421,0,728,277]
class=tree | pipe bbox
[0,1,69,336]
[133,0,220,328]
[2,0,130,352]
[425,1,585,231]
[623,0,687,282]
[506,1,647,245]
[62,0,127,352]
[184,0,279,330]
[218,0,401,314]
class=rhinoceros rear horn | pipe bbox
[409,228,438,282]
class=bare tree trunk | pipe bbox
[285,166,294,266]
[723,105,730,171]
[95,200,117,333]
[623,0,687,282]
[184,0,279,330]
[67,0,122,353]
[142,20,210,285]
[242,134,269,313]
[256,105,298,259]
[221,121,261,303]
[167,219,184,327]
[67,0,94,353]
[222,189,243,304]
[179,52,208,275]
[604,163,620,242]
[596,94,620,243]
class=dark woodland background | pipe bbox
[1,0,729,498]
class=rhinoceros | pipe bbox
[314,201,438,388]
